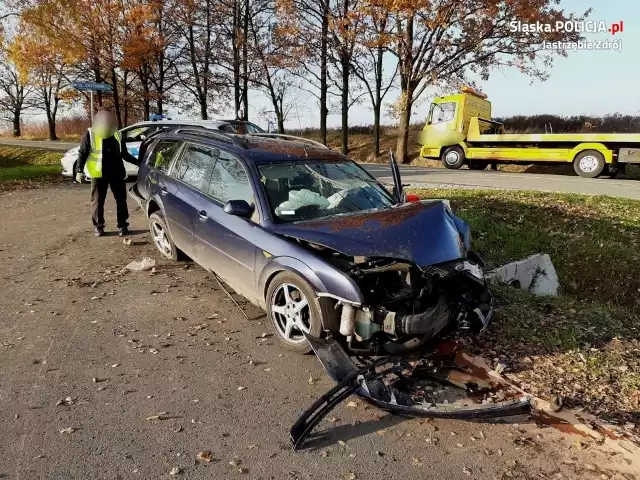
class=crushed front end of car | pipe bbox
[281,200,531,449]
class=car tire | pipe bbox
[148,212,179,261]
[441,146,465,169]
[468,160,489,170]
[266,271,334,354]
[573,150,605,178]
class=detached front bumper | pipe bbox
[290,333,530,450]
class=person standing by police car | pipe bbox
[75,110,139,237]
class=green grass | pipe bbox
[413,188,640,311]
[414,188,640,426]
[0,146,63,186]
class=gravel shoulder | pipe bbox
[0,184,635,480]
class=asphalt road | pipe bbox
[0,184,630,480]
[2,138,640,199]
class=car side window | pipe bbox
[173,144,219,191]
[148,141,180,173]
[124,126,154,142]
[207,151,254,205]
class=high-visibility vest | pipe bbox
[86,128,122,178]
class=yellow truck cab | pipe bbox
[418,87,640,178]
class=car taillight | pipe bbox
[406,194,420,202]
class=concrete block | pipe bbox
[486,253,559,296]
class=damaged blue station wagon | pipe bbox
[130,128,531,447]
[131,128,493,355]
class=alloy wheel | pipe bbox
[270,283,311,344]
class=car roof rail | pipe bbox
[165,125,250,147]
[246,132,330,150]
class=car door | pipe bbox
[165,143,218,259]
[193,149,259,301]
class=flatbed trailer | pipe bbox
[417,87,640,178]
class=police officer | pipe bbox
[76,110,139,237]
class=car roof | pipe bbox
[156,129,349,165]
[127,119,228,129]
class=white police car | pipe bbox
[61,119,265,180]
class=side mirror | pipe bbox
[223,199,254,218]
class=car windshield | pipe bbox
[258,159,395,223]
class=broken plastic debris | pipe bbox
[59,427,75,434]
[146,412,169,421]
[126,257,156,272]
[56,396,76,407]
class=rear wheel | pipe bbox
[573,150,605,178]
[266,271,334,354]
[468,160,489,170]
[149,212,178,261]
[441,146,465,169]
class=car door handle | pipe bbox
[160,187,168,196]
[198,210,208,221]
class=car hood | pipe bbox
[271,200,470,267]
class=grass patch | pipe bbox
[0,146,64,189]
[413,188,640,427]
[413,188,640,312]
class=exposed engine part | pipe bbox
[339,304,355,336]
[394,296,449,336]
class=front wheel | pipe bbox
[266,272,334,354]
[441,146,465,169]
[149,212,179,261]
[573,150,605,178]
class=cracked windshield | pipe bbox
[259,159,394,222]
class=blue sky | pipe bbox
[241,0,639,129]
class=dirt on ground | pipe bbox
[0,183,637,480]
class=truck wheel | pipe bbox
[468,160,488,170]
[441,146,465,169]
[573,150,605,178]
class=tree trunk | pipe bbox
[200,99,208,120]
[340,55,349,155]
[277,113,285,133]
[319,2,329,145]
[12,112,21,138]
[373,44,384,156]
[242,0,249,120]
[395,91,413,164]
[156,96,163,115]
[46,111,57,141]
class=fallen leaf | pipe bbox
[346,401,358,408]
[59,427,75,434]
[343,473,357,480]
[169,466,182,475]
[237,386,246,391]
[308,376,316,385]
[229,459,241,467]
[197,451,213,463]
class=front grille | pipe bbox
[423,261,462,279]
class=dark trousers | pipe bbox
[90,177,129,229]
